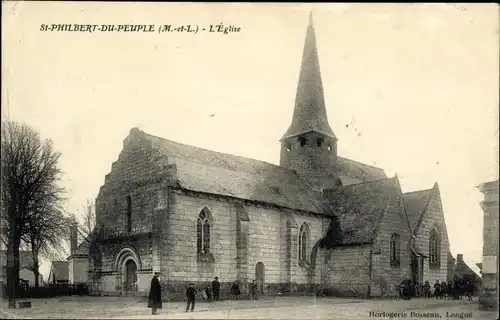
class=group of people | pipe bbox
[201,278,260,302]
[430,279,475,301]
[147,272,261,315]
[399,276,476,301]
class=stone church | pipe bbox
[86,14,451,299]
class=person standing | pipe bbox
[230,280,241,300]
[250,279,258,300]
[423,281,431,299]
[400,276,411,300]
[186,283,197,312]
[434,280,441,299]
[413,281,420,298]
[212,277,220,301]
[148,272,162,315]
[465,280,474,301]
[440,281,447,299]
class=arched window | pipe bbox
[298,223,309,262]
[126,196,132,233]
[197,209,211,254]
[429,228,441,269]
[390,233,401,267]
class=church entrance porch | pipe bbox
[113,246,142,296]
[255,262,265,295]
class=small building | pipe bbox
[478,179,499,311]
[49,261,69,284]
[67,221,90,284]
[454,254,482,295]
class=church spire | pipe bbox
[281,12,336,141]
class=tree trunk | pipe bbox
[31,240,40,288]
[6,238,16,308]
[6,230,21,308]
[33,268,40,288]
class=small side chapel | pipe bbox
[86,13,451,299]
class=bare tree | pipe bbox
[23,203,70,288]
[1,121,66,306]
[77,199,96,245]
[67,199,96,254]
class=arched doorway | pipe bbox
[124,260,137,293]
[113,246,142,295]
[255,262,265,295]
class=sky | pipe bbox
[2,2,499,280]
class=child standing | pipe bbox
[423,281,431,299]
[186,283,197,312]
[250,279,258,300]
[434,280,441,299]
[230,280,241,300]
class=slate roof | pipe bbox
[138,129,386,214]
[50,261,69,281]
[282,13,336,140]
[336,157,387,184]
[455,259,481,280]
[403,188,434,234]
[448,252,455,263]
[324,176,402,245]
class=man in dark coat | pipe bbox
[212,277,220,301]
[186,283,197,312]
[400,276,411,300]
[148,272,162,315]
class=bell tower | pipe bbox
[280,13,338,189]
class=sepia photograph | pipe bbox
[1,2,498,319]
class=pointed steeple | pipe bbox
[281,12,336,140]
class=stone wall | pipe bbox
[371,194,412,296]
[323,245,371,297]
[94,128,175,240]
[291,211,327,292]
[89,129,175,296]
[69,256,89,284]
[414,188,449,284]
[280,131,338,190]
[160,190,238,283]
[158,189,326,299]
[91,237,153,296]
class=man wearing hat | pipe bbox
[212,277,220,301]
[148,272,162,315]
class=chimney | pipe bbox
[70,221,78,254]
[457,254,464,263]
